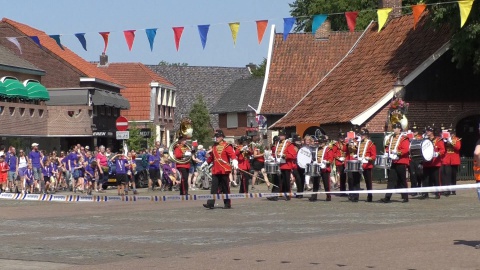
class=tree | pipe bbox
[249,58,267,77]
[126,122,146,151]
[158,60,189,66]
[188,95,212,145]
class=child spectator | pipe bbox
[0,155,9,192]
[24,163,34,194]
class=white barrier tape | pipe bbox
[0,183,478,203]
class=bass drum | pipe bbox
[297,146,313,169]
[410,139,434,162]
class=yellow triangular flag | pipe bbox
[229,22,240,47]
[458,0,474,28]
[377,8,392,32]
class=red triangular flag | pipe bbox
[256,20,268,44]
[412,4,426,30]
[99,32,110,53]
[345,11,359,32]
[172,27,184,51]
[123,30,136,51]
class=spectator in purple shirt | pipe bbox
[110,150,129,196]
[29,143,43,184]
[7,147,18,193]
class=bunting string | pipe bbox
[3,0,474,53]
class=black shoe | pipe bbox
[267,197,278,201]
[410,193,418,197]
[402,198,409,203]
[419,194,429,200]
[366,197,373,203]
[325,197,331,202]
[308,197,317,202]
[434,194,441,199]
[295,195,303,199]
[379,198,391,203]
[223,205,232,209]
[285,197,291,201]
[451,191,456,195]
[443,192,450,197]
[203,204,214,209]
[351,198,359,203]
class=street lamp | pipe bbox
[393,75,405,98]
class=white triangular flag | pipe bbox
[7,37,22,54]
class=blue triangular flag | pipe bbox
[49,35,64,50]
[197,24,210,49]
[29,36,41,48]
[75,33,87,51]
[283,17,295,41]
[145,28,157,51]
[312,14,327,35]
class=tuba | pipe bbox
[168,118,194,164]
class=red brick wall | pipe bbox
[47,106,93,136]
[0,102,48,135]
[218,112,250,137]
[0,24,82,88]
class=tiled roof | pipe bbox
[273,14,451,127]
[212,77,264,114]
[147,65,252,129]
[0,18,121,86]
[0,44,44,74]
[260,31,362,115]
[101,63,175,121]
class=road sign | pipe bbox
[116,131,130,140]
[116,116,128,131]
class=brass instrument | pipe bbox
[168,118,194,164]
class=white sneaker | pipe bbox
[5,188,9,192]
[190,187,196,191]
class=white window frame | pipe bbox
[226,113,238,128]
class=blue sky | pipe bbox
[3,0,293,67]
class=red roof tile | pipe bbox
[273,14,451,128]
[260,31,362,114]
[101,63,175,121]
[1,18,121,86]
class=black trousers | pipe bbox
[178,168,189,195]
[239,171,250,193]
[270,173,280,193]
[442,165,458,186]
[349,169,372,200]
[409,160,423,188]
[279,169,291,194]
[385,163,408,200]
[311,171,331,200]
[293,168,304,194]
[337,164,347,191]
[206,173,231,207]
[422,166,441,197]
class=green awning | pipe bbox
[1,77,28,99]
[25,80,50,101]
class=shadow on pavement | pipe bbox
[453,240,480,248]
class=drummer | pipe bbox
[420,125,445,199]
[441,126,461,196]
[309,136,334,202]
[291,135,305,198]
[332,130,347,195]
[267,136,281,200]
[345,128,376,202]
[408,123,424,195]
[380,122,410,203]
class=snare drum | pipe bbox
[374,156,392,169]
[306,163,321,177]
[410,139,434,162]
[345,160,363,172]
[265,161,280,175]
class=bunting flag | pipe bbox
[197,24,210,49]
[74,33,87,51]
[312,14,327,35]
[6,37,22,54]
[412,4,426,30]
[283,17,295,40]
[172,27,184,51]
[145,28,157,51]
[458,0,474,28]
[228,22,240,46]
[123,30,136,51]
[345,11,359,32]
[377,8,392,32]
[49,35,64,50]
[29,36,41,48]
[256,20,268,44]
[99,32,110,53]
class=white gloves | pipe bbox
[338,157,345,162]
[356,136,362,142]
[242,145,249,151]
[361,158,368,164]
[320,162,326,169]
[232,159,239,169]
[390,154,398,160]
[447,137,453,143]
[353,154,358,159]
[391,150,397,155]
[201,161,208,168]
[184,151,192,157]
[433,152,439,158]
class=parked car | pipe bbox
[102,158,149,190]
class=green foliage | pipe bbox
[158,60,189,66]
[126,122,145,151]
[188,95,212,145]
[250,58,267,77]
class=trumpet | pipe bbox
[168,118,194,164]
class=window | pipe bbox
[29,108,34,117]
[113,108,118,117]
[0,106,4,115]
[38,109,44,118]
[157,105,162,117]
[227,113,238,128]
[93,106,97,117]
[9,107,15,116]
[19,108,25,116]
[106,107,111,116]
[100,107,105,116]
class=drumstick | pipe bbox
[236,168,279,188]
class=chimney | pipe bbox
[99,52,109,66]
[246,63,257,74]
[379,0,402,18]
[315,20,331,41]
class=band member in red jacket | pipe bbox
[380,123,410,203]
[269,129,297,201]
[441,127,461,196]
[203,130,238,209]
[173,135,191,196]
[408,123,424,193]
[235,136,252,193]
[421,125,446,199]
[332,131,347,194]
[310,136,334,202]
